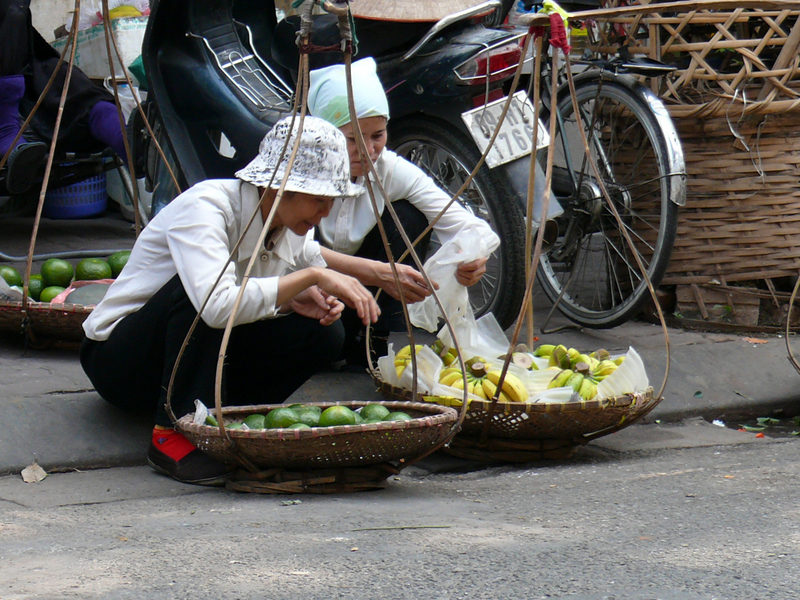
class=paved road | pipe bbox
[1,419,797,600]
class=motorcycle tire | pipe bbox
[390,117,527,330]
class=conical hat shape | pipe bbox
[350,0,495,22]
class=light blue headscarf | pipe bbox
[307,57,390,128]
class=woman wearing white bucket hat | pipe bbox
[308,58,499,366]
[80,116,380,486]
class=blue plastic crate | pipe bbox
[43,173,108,219]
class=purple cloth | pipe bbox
[0,74,26,155]
[89,100,126,163]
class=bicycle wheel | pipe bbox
[391,118,527,330]
[537,76,679,328]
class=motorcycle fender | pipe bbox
[496,156,564,223]
[569,71,687,207]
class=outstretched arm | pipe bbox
[320,247,437,303]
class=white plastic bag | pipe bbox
[408,223,500,334]
[596,347,649,398]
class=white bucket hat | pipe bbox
[235,116,363,198]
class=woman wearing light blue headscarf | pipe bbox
[308,57,498,367]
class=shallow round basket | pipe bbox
[371,372,659,458]
[176,400,459,472]
[0,299,93,341]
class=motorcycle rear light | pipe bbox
[455,40,525,85]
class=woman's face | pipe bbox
[268,191,334,235]
[339,116,388,178]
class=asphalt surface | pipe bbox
[2,207,800,477]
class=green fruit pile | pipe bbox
[206,403,412,430]
[0,250,131,303]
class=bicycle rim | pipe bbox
[538,79,678,328]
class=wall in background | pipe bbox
[32,0,76,41]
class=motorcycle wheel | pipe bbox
[538,78,679,328]
[390,117,527,330]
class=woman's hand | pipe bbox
[455,257,488,287]
[286,286,344,326]
[375,262,439,303]
[314,269,381,326]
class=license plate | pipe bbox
[461,91,549,169]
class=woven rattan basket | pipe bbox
[0,300,92,341]
[371,373,659,461]
[175,401,459,492]
[589,2,800,322]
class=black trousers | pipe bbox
[80,275,345,427]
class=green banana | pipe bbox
[533,344,556,357]
[566,372,585,392]
[548,345,571,369]
[548,369,573,389]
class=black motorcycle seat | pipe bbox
[271,14,430,73]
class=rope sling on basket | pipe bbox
[367,3,674,463]
[165,0,465,494]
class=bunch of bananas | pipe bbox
[394,344,424,378]
[547,362,598,400]
[543,351,625,401]
[440,362,529,403]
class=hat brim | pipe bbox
[235,157,364,199]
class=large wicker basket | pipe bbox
[589,1,800,324]
[0,299,92,341]
[176,400,459,471]
[371,373,659,461]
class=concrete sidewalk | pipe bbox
[2,211,800,476]
[3,317,800,477]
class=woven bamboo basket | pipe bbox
[371,373,659,462]
[175,401,459,492]
[589,1,800,324]
[0,299,92,341]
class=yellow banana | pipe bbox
[567,348,581,364]
[439,371,464,387]
[486,370,529,403]
[578,378,597,401]
[481,378,512,403]
[395,344,423,361]
[548,369,573,389]
[592,360,618,380]
[533,344,556,357]
[614,356,626,366]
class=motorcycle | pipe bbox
[135,0,559,328]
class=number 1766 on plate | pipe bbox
[461,91,549,169]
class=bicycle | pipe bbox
[511,2,686,329]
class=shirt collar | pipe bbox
[237,182,296,267]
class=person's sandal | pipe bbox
[146,442,232,486]
[5,141,47,195]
